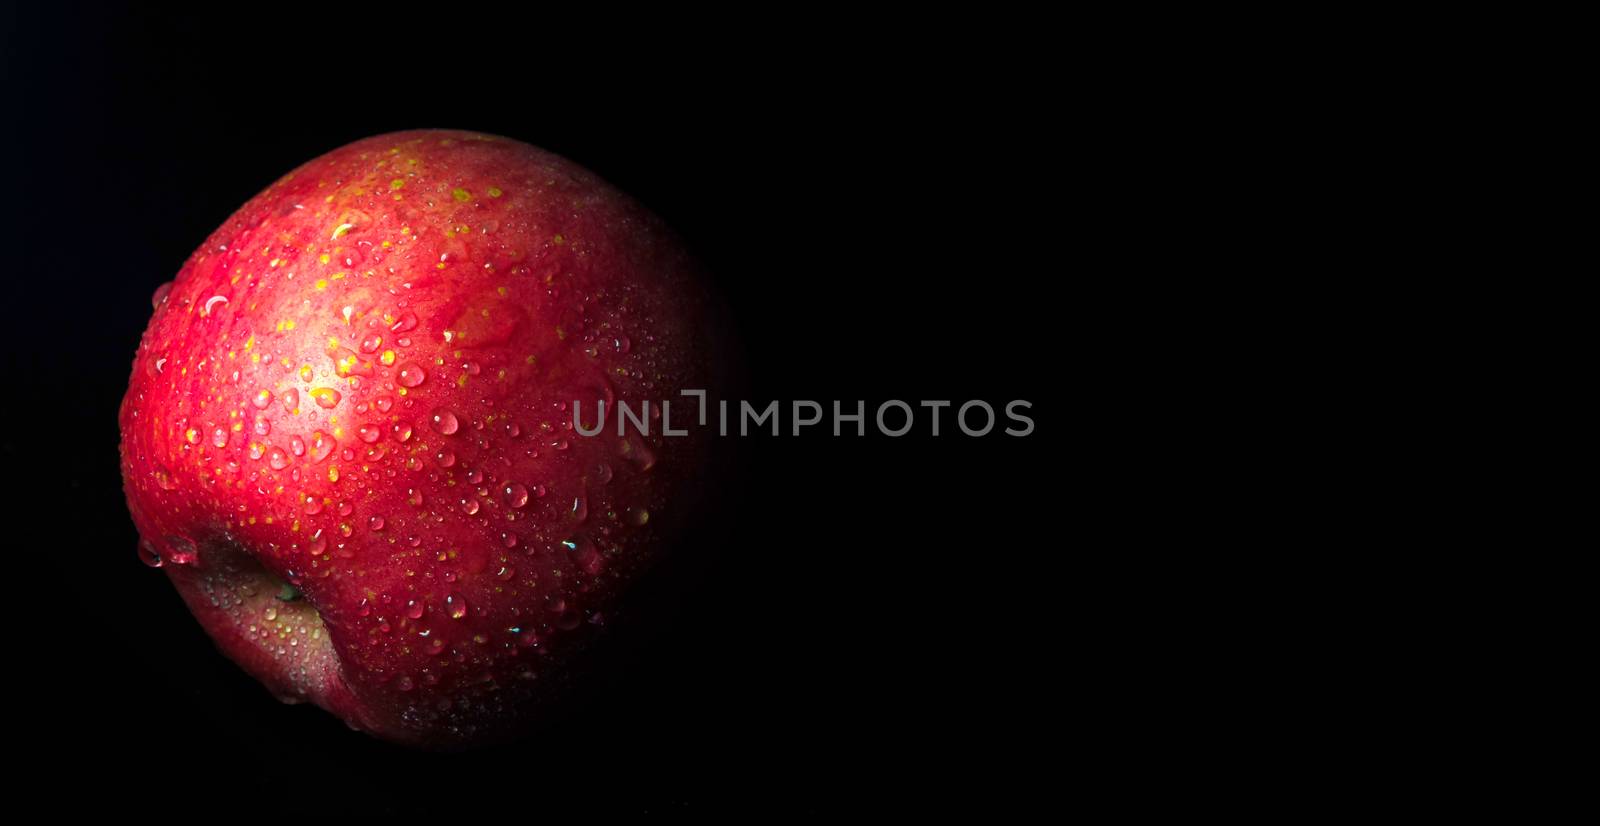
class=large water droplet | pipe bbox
[138,540,163,567]
[397,363,427,387]
[268,447,290,470]
[429,408,459,435]
[282,388,300,413]
[211,427,228,448]
[503,483,529,508]
[151,281,173,310]
[164,536,199,565]
[358,424,382,443]
[309,431,335,463]
[447,593,468,619]
[252,389,273,409]
[391,311,418,333]
[310,387,341,409]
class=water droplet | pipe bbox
[501,531,519,548]
[504,421,522,438]
[406,599,425,619]
[303,495,323,514]
[290,435,306,456]
[626,507,650,526]
[614,335,631,354]
[151,281,173,309]
[309,431,335,462]
[138,540,163,567]
[435,449,456,468]
[627,439,656,472]
[392,422,413,442]
[184,428,201,445]
[310,387,341,409]
[375,396,393,413]
[164,536,198,565]
[268,447,290,470]
[465,467,483,485]
[211,427,228,448]
[391,311,417,333]
[447,593,468,619]
[407,488,424,506]
[397,363,427,387]
[495,564,515,581]
[571,496,588,522]
[359,333,383,353]
[252,389,273,409]
[254,417,271,437]
[153,465,177,490]
[594,463,613,484]
[503,483,529,508]
[461,499,480,515]
[396,675,415,692]
[368,515,385,531]
[282,388,299,413]
[429,408,459,435]
[358,424,382,443]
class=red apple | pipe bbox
[119,129,724,748]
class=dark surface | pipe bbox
[6,7,1082,815]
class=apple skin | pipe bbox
[119,129,723,749]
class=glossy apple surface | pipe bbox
[119,129,722,748]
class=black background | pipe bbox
[5,6,1088,815]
